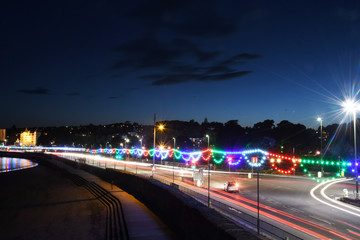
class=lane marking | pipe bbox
[337,220,360,231]
[309,215,332,225]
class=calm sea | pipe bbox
[0,157,38,173]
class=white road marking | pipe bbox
[310,178,360,218]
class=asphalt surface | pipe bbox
[0,160,106,240]
[56,153,360,240]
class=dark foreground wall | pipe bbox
[0,152,258,240]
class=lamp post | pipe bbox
[160,145,164,165]
[257,160,260,235]
[172,137,176,183]
[205,134,211,207]
[208,162,211,207]
[317,117,323,176]
[153,114,156,178]
[152,113,164,178]
[342,98,359,197]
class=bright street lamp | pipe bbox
[206,134,210,148]
[124,138,129,148]
[152,117,164,178]
[342,98,359,197]
[317,117,323,176]
[172,137,176,149]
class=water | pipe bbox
[0,157,38,173]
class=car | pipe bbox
[224,181,239,193]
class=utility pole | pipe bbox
[208,162,211,207]
[152,113,156,178]
[257,163,260,235]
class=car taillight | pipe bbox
[235,183,239,187]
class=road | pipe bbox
[53,152,360,240]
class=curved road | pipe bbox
[54,152,360,240]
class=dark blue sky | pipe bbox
[2,0,360,128]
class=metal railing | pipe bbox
[154,176,302,240]
[62,153,303,240]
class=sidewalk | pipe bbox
[54,159,177,240]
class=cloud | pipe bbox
[108,96,122,99]
[144,71,253,86]
[112,37,222,70]
[219,53,262,66]
[111,4,262,87]
[67,92,80,96]
[19,87,49,95]
[198,71,253,82]
[114,39,261,85]
[133,0,238,38]
[164,11,237,38]
[138,49,261,86]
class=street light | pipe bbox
[317,117,323,176]
[160,145,164,165]
[205,134,211,207]
[342,98,359,197]
[172,137,176,183]
[152,115,164,178]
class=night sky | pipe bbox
[2,0,360,129]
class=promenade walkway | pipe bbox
[54,158,177,240]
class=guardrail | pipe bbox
[155,176,302,240]
[62,153,303,240]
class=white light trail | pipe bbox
[310,178,360,218]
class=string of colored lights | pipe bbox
[0,145,357,175]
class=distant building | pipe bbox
[18,129,40,146]
[190,137,204,149]
[0,129,5,142]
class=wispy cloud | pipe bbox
[19,87,49,95]
[67,92,80,96]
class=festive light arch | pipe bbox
[0,145,356,175]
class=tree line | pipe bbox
[5,118,358,159]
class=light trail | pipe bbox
[311,178,360,218]
[337,220,360,231]
[321,179,360,215]
[53,152,356,240]
[180,178,331,240]
[348,230,360,238]
[212,185,355,240]
[165,174,345,239]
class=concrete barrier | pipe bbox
[0,152,259,240]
